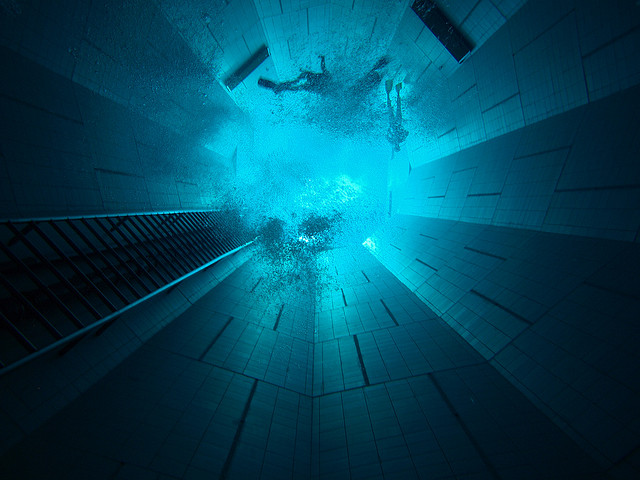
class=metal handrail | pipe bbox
[0,208,223,224]
[0,240,253,377]
[0,209,252,372]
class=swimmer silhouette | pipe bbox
[385,80,409,152]
[258,55,331,94]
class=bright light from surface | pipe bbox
[362,237,377,251]
[203,55,409,295]
[223,120,390,246]
[210,61,406,290]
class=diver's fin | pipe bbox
[395,82,402,92]
[258,78,279,91]
[385,79,393,93]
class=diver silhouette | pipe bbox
[258,55,331,94]
[360,56,389,90]
[385,80,409,152]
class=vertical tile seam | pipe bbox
[198,315,234,361]
[219,378,258,479]
[273,303,285,331]
[353,334,370,386]
[380,299,400,326]
[428,372,502,479]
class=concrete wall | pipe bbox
[0,0,241,138]
[0,46,235,218]
[370,215,640,475]
[396,83,640,243]
[382,4,640,471]
[0,245,255,455]
[0,0,249,219]
[408,0,640,164]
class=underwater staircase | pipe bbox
[0,210,251,374]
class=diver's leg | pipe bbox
[258,78,281,91]
[396,83,403,123]
[385,80,395,126]
[319,55,326,73]
[388,97,395,126]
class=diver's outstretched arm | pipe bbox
[258,77,300,92]
[258,78,280,91]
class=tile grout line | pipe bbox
[513,145,571,161]
[480,92,520,115]
[463,246,507,261]
[512,9,575,56]
[219,378,258,479]
[273,304,285,331]
[415,257,438,271]
[353,334,370,386]
[379,299,400,327]
[341,288,348,307]
[198,316,233,361]
[428,372,502,480]
[419,233,438,240]
[555,183,640,193]
[250,277,262,293]
[312,361,489,398]
[469,289,532,325]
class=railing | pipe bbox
[0,210,251,374]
